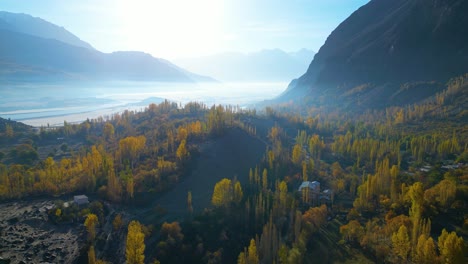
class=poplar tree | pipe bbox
[126,221,145,264]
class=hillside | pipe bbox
[281,0,468,108]
[0,11,94,50]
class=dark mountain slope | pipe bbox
[0,11,94,50]
[281,0,468,107]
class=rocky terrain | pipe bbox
[0,200,85,264]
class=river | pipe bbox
[0,81,286,127]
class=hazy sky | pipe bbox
[1,0,369,59]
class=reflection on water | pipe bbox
[0,81,286,127]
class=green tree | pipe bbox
[5,124,14,138]
[103,122,115,141]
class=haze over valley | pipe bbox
[0,1,467,264]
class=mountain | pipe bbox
[174,49,315,82]
[0,12,214,83]
[281,0,468,108]
[0,11,94,50]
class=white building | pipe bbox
[298,181,320,193]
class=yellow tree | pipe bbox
[84,214,99,241]
[438,229,464,264]
[233,181,243,204]
[211,178,233,207]
[422,237,437,264]
[392,225,410,261]
[237,252,247,264]
[119,136,146,168]
[262,169,268,191]
[88,245,96,264]
[247,239,259,264]
[408,182,424,247]
[126,220,145,264]
[291,144,302,165]
[176,139,189,161]
[414,234,438,264]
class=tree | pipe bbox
[176,139,189,161]
[187,191,193,214]
[262,169,268,191]
[119,136,146,168]
[438,229,464,264]
[247,239,259,264]
[233,182,243,204]
[84,214,99,242]
[5,124,13,138]
[392,225,410,261]
[103,122,114,141]
[160,221,184,244]
[211,178,233,207]
[408,182,424,247]
[113,214,123,231]
[302,161,308,182]
[414,234,438,264]
[291,144,302,165]
[237,252,247,264]
[126,220,145,264]
[302,205,327,233]
[88,246,96,264]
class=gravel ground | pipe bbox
[0,200,85,264]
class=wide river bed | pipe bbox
[0,81,286,127]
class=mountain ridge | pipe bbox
[280,0,468,108]
[0,11,94,50]
[0,11,214,83]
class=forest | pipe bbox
[0,75,467,263]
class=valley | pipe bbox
[1,0,467,263]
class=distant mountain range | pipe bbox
[0,11,214,83]
[281,0,468,108]
[174,49,315,82]
[0,11,94,50]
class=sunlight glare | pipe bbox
[118,0,224,58]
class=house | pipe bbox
[73,195,89,205]
[299,181,321,204]
[298,181,320,193]
[321,189,332,200]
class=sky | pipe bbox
[0,0,370,59]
